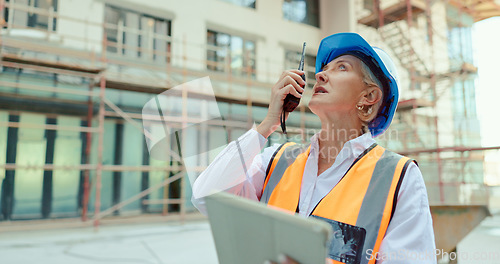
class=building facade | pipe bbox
[0,0,494,223]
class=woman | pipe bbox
[192,33,436,264]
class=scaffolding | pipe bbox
[355,0,500,208]
[0,0,319,229]
[355,0,500,253]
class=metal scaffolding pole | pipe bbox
[0,1,288,229]
[375,0,384,27]
[179,34,189,223]
[93,33,108,229]
[81,81,94,222]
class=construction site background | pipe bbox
[1,0,500,262]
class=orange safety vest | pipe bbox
[260,142,415,264]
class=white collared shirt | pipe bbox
[192,129,437,264]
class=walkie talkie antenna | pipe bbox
[298,42,306,72]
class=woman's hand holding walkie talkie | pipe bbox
[256,69,305,139]
[256,42,306,139]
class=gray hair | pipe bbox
[360,62,383,89]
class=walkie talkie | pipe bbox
[283,42,306,112]
[281,42,306,135]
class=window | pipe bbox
[283,0,319,27]
[104,5,172,63]
[3,0,58,30]
[285,50,316,88]
[207,30,256,78]
[446,4,474,67]
[218,0,256,8]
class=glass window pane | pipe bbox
[217,33,230,46]
[207,30,217,71]
[207,30,256,78]
[12,113,46,218]
[10,0,58,30]
[283,0,319,28]
[219,0,256,8]
[104,6,120,53]
[0,112,8,218]
[182,123,199,187]
[207,30,217,45]
[245,40,255,56]
[216,33,230,71]
[88,120,116,212]
[148,158,170,212]
[228,103,248,121]
[231,36,243,75]
[154,19,169,62]
[283,1,307,23]
[120,122,143,212]
[124,12,140,57]
[140,16,153,59]
[51,116,81,215]
[252,106,268,123]
[105,6,171,61]
[446,4,474,67]
[244,40,256,77]
[12,0,29,27]
[33,0,51,29]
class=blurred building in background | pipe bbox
[1,0,499,252]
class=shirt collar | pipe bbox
[310,131,375,161]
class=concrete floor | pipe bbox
[0,220,218,264]
[456,214,500,264]
[1,214,500,264]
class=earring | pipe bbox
[363,106,373,116]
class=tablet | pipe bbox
[205,192,332,264]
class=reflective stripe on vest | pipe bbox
[261,143,311,210]
[260,143,414,264]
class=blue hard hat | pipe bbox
[315,32,399,137]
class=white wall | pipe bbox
[320,0,356,37]
[53,0,357,82]
[58,0,104,52]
